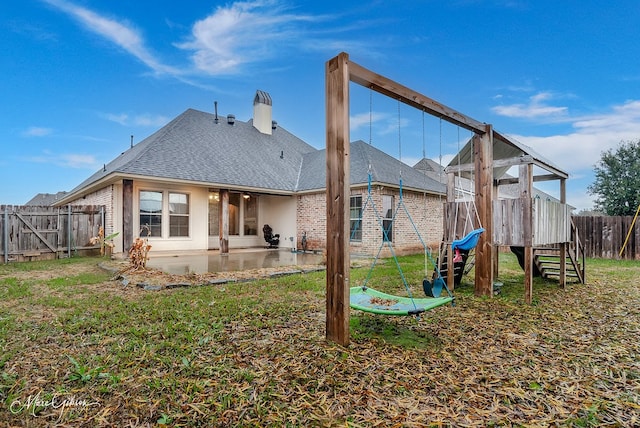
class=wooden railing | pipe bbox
[568,217,585,283]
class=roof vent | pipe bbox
[227,114,235,125]
[271,120,278,130]
[214,101,219,124]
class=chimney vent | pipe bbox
[253,90,273,135]
[227,114,235,125]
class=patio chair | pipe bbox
[263,224,280,248]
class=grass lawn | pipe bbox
[0,253,638,427]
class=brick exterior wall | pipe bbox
[69,185,115,236]
[297,188,444,256]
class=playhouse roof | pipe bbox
[447,131,568,181]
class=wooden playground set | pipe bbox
[325,52,585,346]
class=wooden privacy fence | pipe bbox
[572,215,640,260]
[1,205,105,263]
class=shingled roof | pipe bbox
[63,110,446,201]
[66,108,317,197]
[297,140,445,194]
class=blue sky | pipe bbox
[2,1,639,211]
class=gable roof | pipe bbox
[64,108,317,199]
[413,157,447,184]
[448,132,568,180]
[60,110,445,203]
[297,140,445,194]
[25,191,68,206]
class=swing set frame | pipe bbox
[325,52,570,346]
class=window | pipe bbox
[139,190,190,238]
[350,195,362,241]
[169,192,189,237]
[382,195,394,242]
[140,191,162,237]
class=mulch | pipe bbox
[1,261,638,426]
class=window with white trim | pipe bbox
[169,192,189,237]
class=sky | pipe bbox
[2,0,639,212]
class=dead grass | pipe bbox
[0,254,638,427]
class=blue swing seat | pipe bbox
[452,228,485,251]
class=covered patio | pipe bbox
[145,248,325,275]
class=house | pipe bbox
[55,90,446,257]
[25,191,68,206]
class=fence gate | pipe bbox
[1,205,105,263]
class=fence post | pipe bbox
[3,206,8,264]
[67,204,72,258]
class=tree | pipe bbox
[587,139,640,216]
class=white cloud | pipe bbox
[59,154,99,169]
[43,0,177,75]
[103,113,128,126]
[350,112,387,132]
[492,91,568,119]
[22,127,53,137]
[133,114,169,127]
[102,112,168,127]
[176,0,326,75]
[25,151,99,169]
[44,0,373,85]
[507,99,640,174]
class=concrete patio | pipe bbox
[145,248,325,275]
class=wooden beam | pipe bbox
[347,57,487,134]
[325,52,351,346]
[474,126,494,297]
[492,178,500,279]
[534,174,563,183]
[446,173,455,202]
[446,156,557,177]
[520,163,534,304]
[496,174,565,187]
[445,163,475,174]
[122,179,133,253]
[559,178,567,289]
[524,245,533,304]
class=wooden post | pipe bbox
[3,207,8,264]
[559,178,567,288]
[219,190,229,254]
[520,163,534,304]
[492,177,500,279]
[122,179,133,253]
[325,52,351,346]
[474,125,494,297]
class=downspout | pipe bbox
[101,205,105,236]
